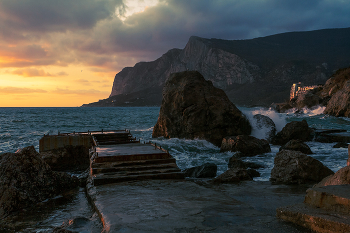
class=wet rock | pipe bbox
[52,228,76,233]
[279,139,313,154]
[212,168,252,183]
[270,102,293,113]
[152,71,251,147]
[41,145,90,171]
[294,87,324,110]
[333,142,349,148]
[183,163,217,178]
[228,156,264,170]
[270,150,334,184]
[271,120,312,145]
[314,166,350,187]
[0,146,79,219]
[247,169,260,178]
[220,135,271,156]
[253,114,276,141]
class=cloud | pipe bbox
[0,0,350,74]
[52,88,109,96]
[10,68,69,77]
[0,86,47,94]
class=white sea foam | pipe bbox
[242,107,287,140]
[300,105,326,116]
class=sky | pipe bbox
[0,0,350,107]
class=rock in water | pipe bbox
[212,168,253,183]
[41,145,90,171]
[279,139,313,154]
[220,135,271,156]
[183,163,217,178]
[152,71,251,147]
[0,146,78,219]
[270,150,334,184]
[252,114,276,141]
[271,120,312,145]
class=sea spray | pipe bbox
[241,107,287,140]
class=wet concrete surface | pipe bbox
[89,180,314,233]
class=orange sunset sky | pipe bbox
[1,0,350,107]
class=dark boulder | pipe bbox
[252,114,276,141]
[0,146,78,219]
[152,71,251,147]
[183,163,217,178]
[212,168,253,184]
[270,150,334,184]
[40,145,90,171]
[220,135,271,156]
[228,156,264,170]
[333,142,349,148]
[279,139,313,154]
[271,120,312,145]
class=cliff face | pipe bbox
[86,27,350,107]
[110,36,260,98]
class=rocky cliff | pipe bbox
[83,27,350,107]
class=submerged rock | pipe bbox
[271,120,312,145]
[228,156,264,170]
[333,142,349,148]
[0,146,78,219]
[253,114,276,141]
[212,168,253,183]
[183,163,217,178]
[220,135,271,156]
[270,150,334,184]
[152,71,251,147]
[279,139,313,154]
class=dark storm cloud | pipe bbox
[1,0,350,72]
[0,0,123,34]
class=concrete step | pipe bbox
[94,152,171,163]
[305,185,350,215]
[277,203,350,233]
[92,158,177,168]
[92,171,185,186]
[91,162,179,175]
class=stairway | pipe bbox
[90,136,184,185]
[277,185,350,232]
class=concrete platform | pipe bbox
[277,203,350,233]
[94,144,171,163]
[86,180,314,233]
[305,185,350,214]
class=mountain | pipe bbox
[82,27,350,107]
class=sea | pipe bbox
[0,106,349,232]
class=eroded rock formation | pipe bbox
[270,150,334,184]
[0,146,78,219]
[41,145,90,171]
[279,139,313,154]
[220,135,270,156]
[271,120,312,145]
[152,71,251,147]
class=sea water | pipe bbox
[0,106,349,231]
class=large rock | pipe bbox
[220,135,271,156]
[152,71,251,147]
[252,114,276,141]
[270,150,334,184]
[183,163,217,178]
[40,145,90,171]
[212,168,252,184]
[279,139,313,154]
[314,166,350,187]
[0,146,78,219]
[271,120,312,145]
